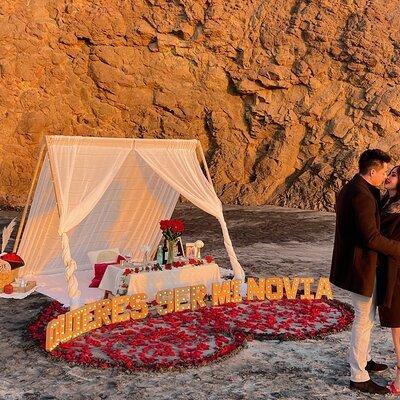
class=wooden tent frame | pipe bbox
[13,136,213,253]
[13,139,47,253]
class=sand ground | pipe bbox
[0,205,396,400]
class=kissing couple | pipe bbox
[330,149,400,395]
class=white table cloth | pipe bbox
[0,286,37,299]
[99,263,222,300]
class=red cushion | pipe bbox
[0,252,25,269]
[89,255,126,288]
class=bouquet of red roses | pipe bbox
[159,219,185,240]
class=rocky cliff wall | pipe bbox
[1,0,400,210]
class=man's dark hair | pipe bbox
[358,149,391,175]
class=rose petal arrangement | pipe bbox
[196,298,354,341]
[28,295,353,371]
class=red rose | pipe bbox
[159,219,185,236]
[170,219,185,234]
[205,255,214,264]
[159,220,169,231]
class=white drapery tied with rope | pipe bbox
[135,140,246,281]
[46,136,132,308]
[19,137,245,307]
[61,232,80,309]
[217,215,245,281]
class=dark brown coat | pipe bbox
[330,174,400,297]
[377,198,400,327]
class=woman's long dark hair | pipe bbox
[382,165,400,209]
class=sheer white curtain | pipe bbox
[46,136,132,308]
[135,139,245,281]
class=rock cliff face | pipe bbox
[1,0,400,210]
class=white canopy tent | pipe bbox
[15,136,245,308]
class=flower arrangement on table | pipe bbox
[159,219,185,264]
[115,217,215,295]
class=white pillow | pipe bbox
[87,248,120,266]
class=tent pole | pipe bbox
[196,141,213,185]
[47,137,83,310]
[46,138,62,217]
[13,139,47,253]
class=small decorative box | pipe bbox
[11,281,36,293]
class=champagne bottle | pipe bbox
[156,245,163,265]
[162,239,168,264]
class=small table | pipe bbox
[99,262,222,301]
[0,285,37,299]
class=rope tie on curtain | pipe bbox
[217,215,245,281]
[61,232,81,309]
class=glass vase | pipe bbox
[167,239,176,264]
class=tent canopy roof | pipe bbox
[17,136,245,307]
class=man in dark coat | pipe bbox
[330,149,400,395]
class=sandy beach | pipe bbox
[0,204,396,400]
